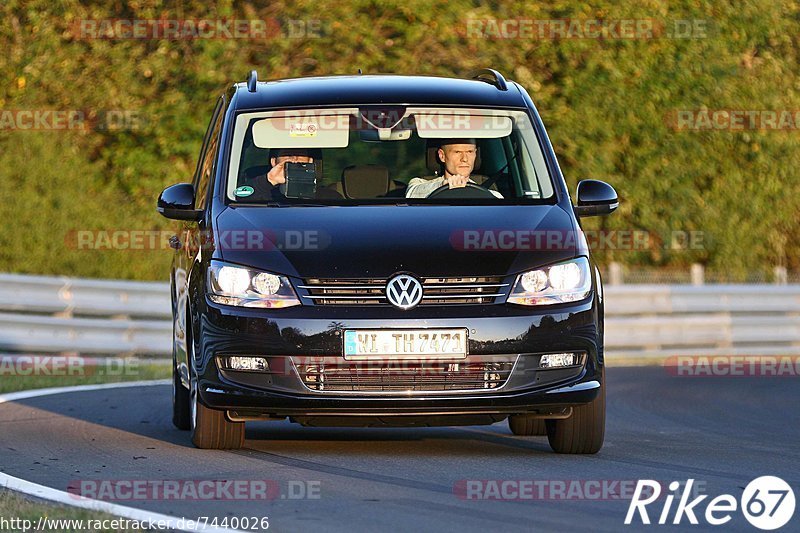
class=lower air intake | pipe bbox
[294,358,516,393]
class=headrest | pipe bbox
[341,165,390,199]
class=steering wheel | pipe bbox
[427,183,497,199]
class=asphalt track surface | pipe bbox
[0,367,798,532]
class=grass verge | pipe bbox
[0,489,156,532]
[0,360,171,395]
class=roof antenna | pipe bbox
[357,68,363,75]
[247,70,258,92]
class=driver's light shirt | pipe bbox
[405,176,503,198]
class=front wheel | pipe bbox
[546,372,606,454]
[186,320,244,449]
[172,362,190,430]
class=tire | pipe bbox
[546,372,606,454]
[171,310,191,430]
[190,364,245,450]
[172,361,191,430]
[508,415,547,436]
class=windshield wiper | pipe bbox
[232,201,326,207]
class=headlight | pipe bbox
[208,261,301,308]
[507,257,591,306]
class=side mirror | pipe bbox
[574,179,619,217]
[157,183,202,221]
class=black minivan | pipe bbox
[158,70,618,453]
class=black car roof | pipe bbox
[232,74,528,110]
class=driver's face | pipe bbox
[438,144,476,177]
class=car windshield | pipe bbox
[226,107,555,204]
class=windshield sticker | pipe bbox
[290,122,319,137]
[234,185,254,197]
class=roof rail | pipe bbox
[246,70,258,92]
[469,68,508,91]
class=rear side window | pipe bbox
[194,98,224,209]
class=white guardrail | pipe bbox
[0,273,798,360]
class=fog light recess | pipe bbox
[539,352,583,369]
[222,356,270,372]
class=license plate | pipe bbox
[343,329,468,360]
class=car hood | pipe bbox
[214,204,584,279]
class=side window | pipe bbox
[193,98,225,209]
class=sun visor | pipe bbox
[415,114,513,138]
[252,115,350,148]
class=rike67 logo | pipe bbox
[626,477,795,530]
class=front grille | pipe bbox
[299,276,508,306]
[294,358,516,393]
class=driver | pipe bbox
[405,138,503,198]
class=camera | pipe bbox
[280,162,317,199]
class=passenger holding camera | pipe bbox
[249,148,340,200]
[265,148,315,187]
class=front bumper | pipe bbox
[192,293,603,418]
[201,377,601,418]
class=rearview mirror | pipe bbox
[574,180,619,217]
[157,183,202,221]
[358,128,413,142]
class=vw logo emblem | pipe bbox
[385,274,423,310]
